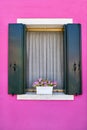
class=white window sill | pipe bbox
[17,92,74,100]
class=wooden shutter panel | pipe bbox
[8,24,26,94]
[63,24,82,95]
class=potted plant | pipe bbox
[32,78,57,94]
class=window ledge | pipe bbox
[17,92,74,100]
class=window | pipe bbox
[8,19,82,100]
[26,26,63,90]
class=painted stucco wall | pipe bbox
[0,0,87,130]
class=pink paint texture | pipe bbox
[0,0,87,130]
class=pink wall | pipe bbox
[0,0,87,130]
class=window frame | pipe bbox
[17,18,74,100]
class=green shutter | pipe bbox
[8,24,26,94]
[63,24,82,95]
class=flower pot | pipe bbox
[36,86,53,95]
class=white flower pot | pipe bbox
[36,86,53,95]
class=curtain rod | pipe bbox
[26,28,64,32]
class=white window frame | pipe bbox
[17,18,74,100]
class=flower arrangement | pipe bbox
[33,78,57,87]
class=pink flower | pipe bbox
[38,78,42,82]
[33,78,57,87]
[53,81,57,87]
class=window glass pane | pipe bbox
[26,31,63,89]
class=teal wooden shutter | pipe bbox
[63,24,82,95]
[8,24,26,94]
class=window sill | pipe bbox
[17,92,74,100]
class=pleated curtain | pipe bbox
[26,31,63,89]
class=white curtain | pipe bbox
[26,31,63,89]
